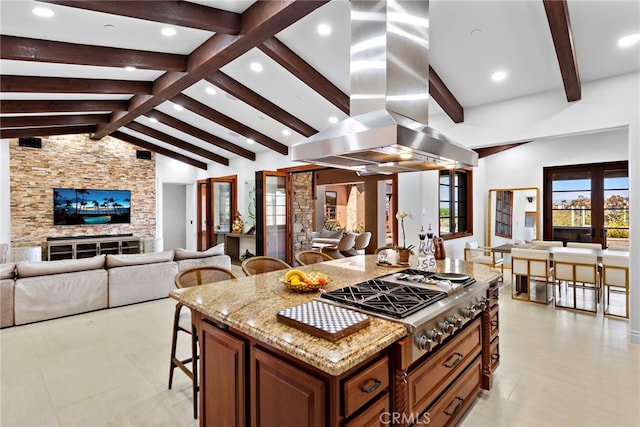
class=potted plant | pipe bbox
[396,210,415,263]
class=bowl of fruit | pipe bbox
[282,269,330,292]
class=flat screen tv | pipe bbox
[53,188,131,225]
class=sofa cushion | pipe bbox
[319,229,343,239]
[108,261,178,307]
[106,250,174,268]
[0,263,15,280]
[16,255,105,278]
[176,254,231,271]
[174,244,224,260]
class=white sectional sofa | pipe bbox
[0,245,231,327]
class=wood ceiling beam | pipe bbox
[144,110,256,161]
[112,130,207,170]
[206,71,318,137]
[37,0,242,34]
[0,125,95,139]
[429,66,464,123]
[1,114,110,128]
[126,121,229,166]
[172,93,288,155]
[0,75,152,94]
[543,0,581,102]
[0,99,128,113]
[259,37,349,115]
[1,35,187,71]
[473,142,530,158]
[92,1,327,142]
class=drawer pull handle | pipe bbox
[444,397,464,416]
[444,352,464,368]
[492,352,500,361]
[491,319,499,327]
[360,378,381,394]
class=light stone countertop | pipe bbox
[170,255,502,376]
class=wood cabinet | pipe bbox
[200,320,246,427]
[482,280,500,389]
[47,235,141,260]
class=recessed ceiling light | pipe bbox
[246,138,255,145]
[328,116,338,124]
[317,23,332,36]
[282,129,291,136]
[32,7,54,18]
[618,33,640,48]
[250,62,263,73]
[471,28,482,37]
[491,71,508,82]
[104,24,115,30]
[149,117,159,124]
[125,66,136,72]
[173,104,184,112]
[205,87,216,95]
[161,27,177,37]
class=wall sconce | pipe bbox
[526,196,534,203]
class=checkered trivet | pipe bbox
[277,301,370,341]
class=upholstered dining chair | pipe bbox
[464,241,504,276]
[553,252,600,313]
[241,256,291,276]
[531,240,564,247]
[295,250,334,266]
[566,242,603,250]
[169,266,237,419]
[511,248,554,304]
[601,254,629,318]
[321,232,357,259]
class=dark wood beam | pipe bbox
[1,35,187,71]
[37,1,242,34]
[429,66,464,123]
[259,37,349,115]
[0,125,95,139]
[543,0,581,102]
[144,110,256,161]
[0,99,128,113]
[93,1,328,141]
[112,130,207,170]
[1,114,110,128]
[206,71,317,137]
[126,121,229,166]
[172,93,288,155]
[0,75,152,94]
[473,142,530,158]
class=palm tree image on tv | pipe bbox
[53,188,131,225]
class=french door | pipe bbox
[255,171,291,263]
[543,161,629,248]
[196,176,237,251]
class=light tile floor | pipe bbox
[1,276,638,427]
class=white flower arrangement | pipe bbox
[395,210,414,250]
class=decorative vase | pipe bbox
[398,248,411,264]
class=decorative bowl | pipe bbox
[282,271,330,293]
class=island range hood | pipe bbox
[291,0,478,174]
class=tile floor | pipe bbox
[1,276,638,427]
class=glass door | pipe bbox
[256,171,291,263]
[197,179,210,251]
[544,161,628,248]
[196,176,237,250]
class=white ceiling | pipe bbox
[1,0,639,167]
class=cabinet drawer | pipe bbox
[490,337,500,372]
[425,356,482,427]
[344,392,389,427]
[489,306,499,341]
[407,318,482,415]
[343,356,389,418]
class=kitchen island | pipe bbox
[170,255,502,426]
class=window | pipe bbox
[494,190,513,238]
[325,191,337,220]
[439,169,472,238]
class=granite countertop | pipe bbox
[170,255,502,376]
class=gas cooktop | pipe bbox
[320,277,447,319]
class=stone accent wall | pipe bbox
[291,171,314,254]
[9,134,156,257]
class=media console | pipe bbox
[47,235,142,260]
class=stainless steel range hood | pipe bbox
[291,0,478,173]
